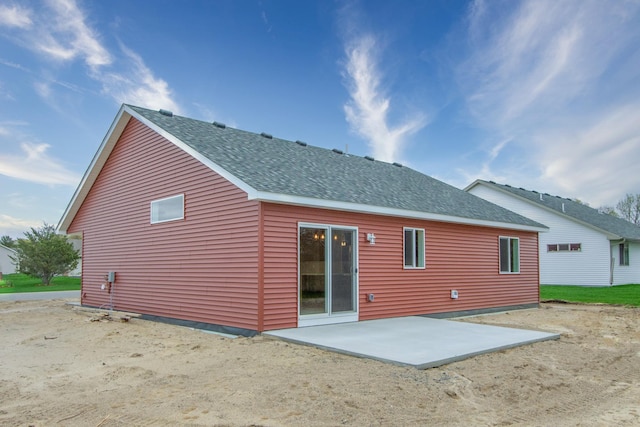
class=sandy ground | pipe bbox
[0,300,639,427]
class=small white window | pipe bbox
[151,194,184,224]
[404,228,425,269]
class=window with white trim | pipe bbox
[499,236,520,273]
[404,228,425,269]
[619,243,630,266]
[547,243,582,252]
[151,194,184,224]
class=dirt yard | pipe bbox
[1,299,638,426]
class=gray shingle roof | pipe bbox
[476,180,640,241]
[128,106,544,229]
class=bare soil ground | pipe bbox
[1,299,638,427]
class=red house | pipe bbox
[58,105,546,336]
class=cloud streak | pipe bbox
[342,33,426,163]
[0,0,179,112]
[457,0,640,205]
[0,4,32,29]
[0,142,81,186]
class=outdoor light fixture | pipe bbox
[366,233,376,245]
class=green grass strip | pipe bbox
[0,273,81,293]
[540,284,640,307]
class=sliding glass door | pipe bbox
[299,225,357,320]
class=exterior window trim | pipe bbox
[547,243,582,252]
[403,227,425,269]
[150,194,185,224]
[499,236,520,274]
[619,242,630,266]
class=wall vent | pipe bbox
[213,121,226,129]
[332,148,344,154]
[260,132,273,139]
[159,109,173,117]
[295,140,307,147]
[364,155,375,161]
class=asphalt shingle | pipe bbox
[129,106,544,229]
[478,180,640,240]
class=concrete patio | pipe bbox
[265,315,560,369]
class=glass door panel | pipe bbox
[299,227,327,315]
[331,229,355,313]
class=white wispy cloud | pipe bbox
[101,45,180,113]
[2,0,179,112]
[0,3,33,29]
[0,142,81,186]
[457,0,640,205]
[0,214,42,238]
[343,34,426,163]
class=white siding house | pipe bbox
[466,180,640,286]
[0,244,17,275]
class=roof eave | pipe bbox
[249,191,548,233]
[57,105,132,234]
[57,105,260,234]
[466,180,621,237]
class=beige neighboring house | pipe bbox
[0,244,17,275]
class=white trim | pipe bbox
[466,180,617,238]
[499,236,520,274]
[255,192,547,233]
[58,107,131,233]
[150,194,185,224]
[298,222,359,325]
[58,106,548,235]
[403,227,426,269]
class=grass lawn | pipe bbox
[541,284,640,307]
[0,273,81,293]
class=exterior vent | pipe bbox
[393,162,403,167]
[159,109,173,117]
[260,132,273,139]
[213,121,226,129]
[332,148,344,154]
[364,155,375,161]
[295,140,307,147]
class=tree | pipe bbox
[597,206,619,217]
[10,223,80,285]
[616,193,640,225]
[0,235,15,248]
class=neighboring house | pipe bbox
[0,244,17,275]
[58,105,546,335]
[66,237,82,276]
[466,180,640,286]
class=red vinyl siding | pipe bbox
[68,118,261,330]
[261,203,539,330]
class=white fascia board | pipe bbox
[57,105,132,233]
[128,107,257,196]
[469,181,619,239]
[249,191,548,233]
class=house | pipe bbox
[466,180,640,286]
[58,105,547,335]
[0,244,17,275]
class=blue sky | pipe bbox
[1,0,639,238]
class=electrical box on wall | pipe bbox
[107,271,116,283]
[367,293,375,302]
[450,289,459,299]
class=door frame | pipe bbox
[297,222,359,327]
